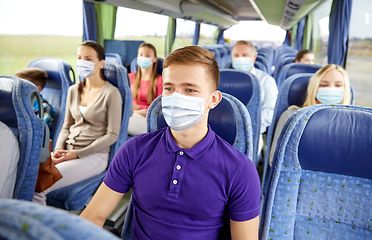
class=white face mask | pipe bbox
[137,57,153,69]
[232,57,253,72]
[316,87,345,104]
[76,59,95,79]
[162,92,210,131]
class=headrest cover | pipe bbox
[103,64,119,88]
[298,108,372,179]
[219,70,253,106]
[286,63,321,79]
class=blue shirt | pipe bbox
[104,126,261,239]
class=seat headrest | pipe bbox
[0,77,17,128]
[298,107,372,179]
[286,63,321,79]
[103,64,122,88]
[287,74,312,107]
[219,70,253,106]
[27,58,72,89]
[155,97,236,145]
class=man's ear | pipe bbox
[208,90,222,110]
[252,52,258,63]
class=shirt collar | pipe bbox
[250,66,257,75]
[165,125,215,160]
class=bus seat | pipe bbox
[46,64,132,211]
[0,199,120,240]
[106,53,123,65]
[274,46,297,65]
[261,104,372,240]
[0,76,44,201]
[104,39,144,68]
[257,47,274,73]
[218,69,261,166]
[276,63,321,87]
[130,57,163,75]
[273,55,295,80]
[146,93,254,160]
[202,46,223,68]
[256,55,271,75]
[27,58,74,148]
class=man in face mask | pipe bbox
[81,46,261,240]
[231,40,278,153]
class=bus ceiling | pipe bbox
[86,0,328,30]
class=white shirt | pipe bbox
[250,67,278,134]
[0,121,20,198]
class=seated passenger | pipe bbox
[293,49,315,64]
[33,41,122,205]
[80,46,261,239]
[232,40,278,153]
[0,121,20,198]
[269,64,351,166]
[128,43,163,135]
[15,68,54,136]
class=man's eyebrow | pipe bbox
[163,82,174,86]
[180,82,201,88]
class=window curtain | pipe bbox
[83,1,97,42]
[290,24,298,48]
[165,17,177,56]
[283,31,291,46]
[216,28,225,44]
[95,3,118,46]
[327,0,353,66]
[193,22,201,46]
[303,14,313,50]
[295,17,306,51]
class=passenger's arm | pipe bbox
[260,76,278,134]
[230,216,259,240]
[54,88,74,150]
[80,182,124,227]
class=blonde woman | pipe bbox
[128,43,163,135]
[269,64,351,166]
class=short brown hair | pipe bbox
[233,40,257,55]
[294,49,313,62]
[15,68,48,89]
[163,46,219,91]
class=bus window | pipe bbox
[346,1,372,107]
[114,7,168,58]
[198,23,218,46]
[311,0,332,65]
[0,0,82,76]
[172,19,195,51]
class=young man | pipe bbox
[80,46,261,239]
[231,40,278,152]
[15,68,54,135]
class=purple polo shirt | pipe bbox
[104,126,261,239]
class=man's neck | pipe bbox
[170,118,209,149]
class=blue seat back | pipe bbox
[261,104,372,240]
[27,58,74,148]
[218,69,261,165]
[275,45,297,65]
[0,199,120,240]
[46,64,132,210]
[273,55,295,80]
[146,93,254,160]
[256,55,271,75]
[276,63,321,87]
[106,53,123,65]
[130,57,163,75]
[0,76,44,201]
[104,39,144,68]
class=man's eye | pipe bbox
[186,89,195,93]
[164,87,173,91]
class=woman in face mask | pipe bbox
[33,41,122,205]
[268,64,351,166]
[127,43,163,135]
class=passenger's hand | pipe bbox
[134,109,147,117]
[133,104,140,110]
[52,149,78,164]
